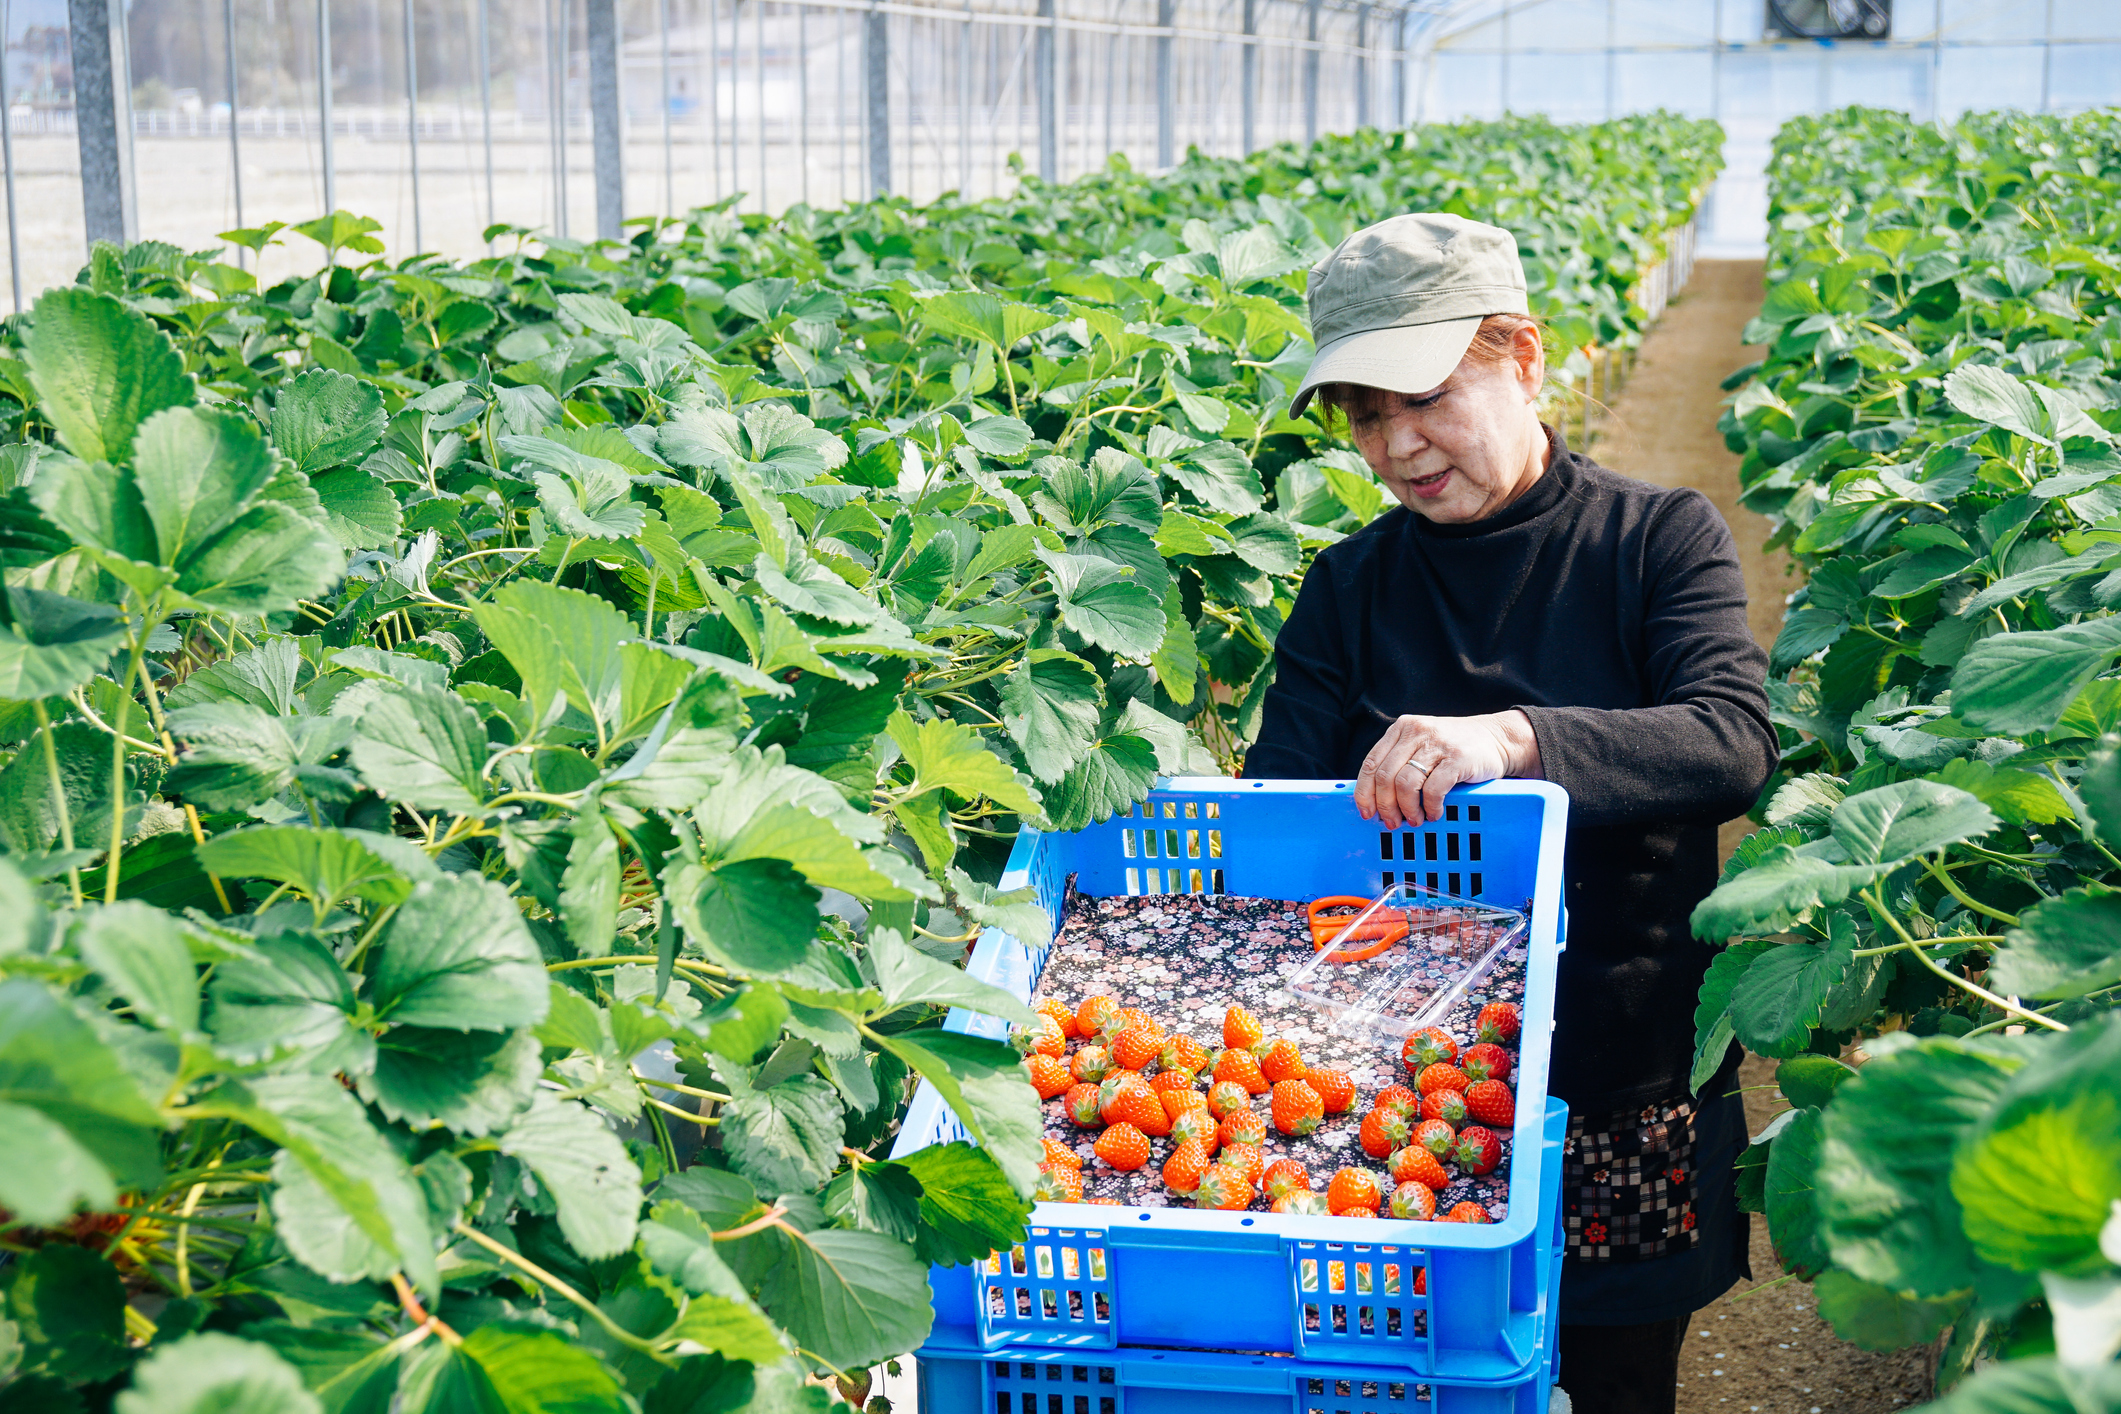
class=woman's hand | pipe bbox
[1354,710,1544,829]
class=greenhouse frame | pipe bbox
[4,0,2119,296]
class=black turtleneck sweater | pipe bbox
[1248,431,1777,1113]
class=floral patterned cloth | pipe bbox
[1561,1097,1702,1262]
[1033,886,1530,1217]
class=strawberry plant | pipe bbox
[0,114,1715,1410]
[1697,107,2121,1410]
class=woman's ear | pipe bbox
[1511,323,1545,401]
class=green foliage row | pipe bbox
[1694,106,2121,1411]
[0,113,1716,1414]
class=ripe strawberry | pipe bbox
[1221,1142,1265,1189]
[1342,1206,1379,1219]
[1475,1002,1519,1044]
[1170,1106,1219,1155]
[1076,995,1121,1038]
[1035,996,1078,1040]
[1215,1048,1270,1096]
[1115,1006,1160,1037]
[1273,1190,1331,1216]
[1388,1181,1438,1220]
[1417,1063,1469,1097]
[1421,1089,1471,1125]
[1414,1267,1427,1295]
[1464,1079,1515,1128]
[1207,1081,1253,1120]
[1094,1122,1151,1171]
[1112,1026,1163,1072]
[1027,1054,1072,1098]
[1042,1137,1083,1171]
[1150,1067,1198,1096]
[1193,1163,1253,1210]
[1453,1125,1502,1176]
[1383,1107,1420,1152]
[1445,1201,1491,1224]
[1219,1109,1269,1148]
[1017,1015,1067,1058]
[1106,1068,1145,1089]
[1413,1118,1457,1159]
[1163,1138,1211,1194]
[1261,1158,1311,1201]
[1389,1145,1450,1191]
[1065,1083,1104,1129]
[1358,1110,1396,1159]
[1306,1068,1356,1114]
[1036,1166,1084,1203]
[1160,1034,1209,1075]
[1259,1039,1307,1084]
[1162,1088,1209,1123]
[1375,1083,1420,1115]
[1326,1168,1381,1215]
[1461,1042,1512,1084]
[1103,1081,1171,1137]
[1270,1079,1325,1137]
[1403,1027,1459,1072]
[1224,1004,1264,1051]
[1084,1196,1123,1206]
[1071,1046,1112,1083]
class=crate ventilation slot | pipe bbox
[1118,799,1225,896]
[1301,1375,1434,1413]
[985,1357,1119,1414]
[1376,803,1480,897]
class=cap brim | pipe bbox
[1289,315,1484,419]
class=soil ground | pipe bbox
[1587,261,1934,1414]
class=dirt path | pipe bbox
[1584,260,1933,1413]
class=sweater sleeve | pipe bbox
[1517,490,1778,828]
[1245,546,1354,779]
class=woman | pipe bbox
[1247,213,1778,1414]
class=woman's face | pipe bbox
[1339,328,1551,525]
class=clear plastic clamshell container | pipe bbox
[1282,882,1529,1047]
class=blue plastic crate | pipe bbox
[915,1329,1559,1414]
[890,779,1570,1381]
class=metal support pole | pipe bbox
[1303,0,1318,146]
[68,0,132,246]
[798,2,809,206]
[1154,0,1171,168]
[2039,0,2053,112]
[1603,0,1615,119]
[1240,0,1254,154]
[223,0,245,242]
[1497,0,1509,117]
[587,0,622,238]
[1708,0,1721,121]
[957,1,970,191]
[478,0,495,236]
[864,0,888,196]
[1354,4,1367,130]
[1035,0,1057,179]
[404,0,423,250]
[658,0,673,212]
[753,0,765,210]
[318,0,335,211]
[1,0,20,308]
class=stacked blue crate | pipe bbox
[890,779,1573,1409]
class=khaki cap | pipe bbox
[1290,213,1530,418]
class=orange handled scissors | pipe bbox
[1306,896,1409,962]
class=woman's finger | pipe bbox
[1356,717,1420,823]
[1386,754,1433,831]
[1420,753,1473,824]
[1353,722,1398,820]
